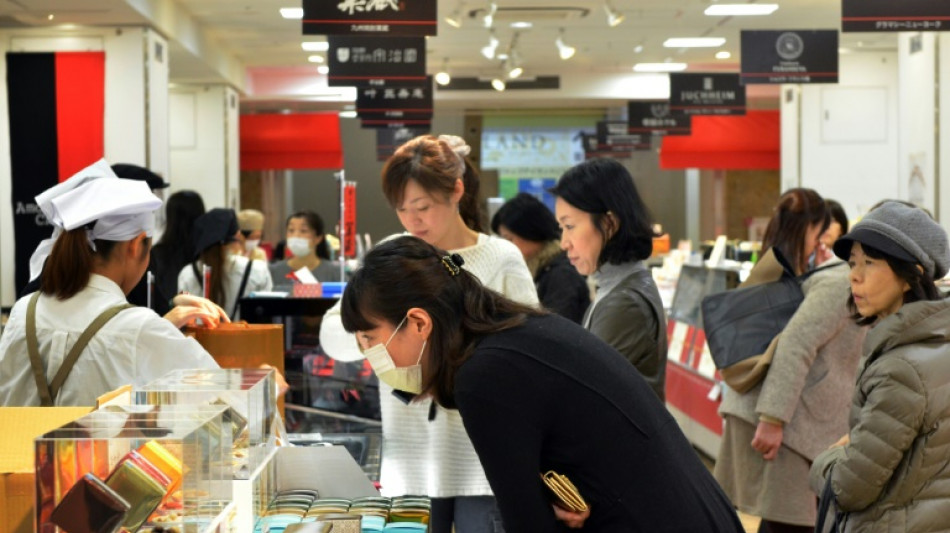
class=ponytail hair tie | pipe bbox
[441,253,465,276]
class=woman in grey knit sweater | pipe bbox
[714,189,867,533]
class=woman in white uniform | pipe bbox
[320,135,538,533]
[178,208,272,320]
[0,161,221,407]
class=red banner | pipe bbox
[343,182,357,258]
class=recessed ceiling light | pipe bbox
[510,21,533,29]
[308,55,325,63]
[715,51,731,59]
[633,62,687,72]
[47,14,54,20]
[704,4,778,16]
[340,110,358,118]
[302,41,329,52]
[663,37,726,48]
[280,7,304,19]
[435,71,452,85]
[317,65,330,74]
[633,44,644,53]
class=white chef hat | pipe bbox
[28,158,163,281]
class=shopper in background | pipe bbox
[151,190,207,312]
[321,134,538,533]
[339,236,743,532]
[0,164,219,407]
[491,192,590,323]
[809,201,950,532]
[268,210,341,291]
[813,199,849,267]
[178,208,272,320]
[236,209,269,262]
[715,188,866,533]
[550,158,667,400]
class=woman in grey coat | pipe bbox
[715,189,867,533]
[810,201,950,532]
[550,158,667,400]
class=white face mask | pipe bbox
[362,315,427,394]
[286,237,313,258]
[244,239,260,253]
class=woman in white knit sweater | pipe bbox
[320,135,538,533]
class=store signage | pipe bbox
[581,133,631,160]
[328,36,427,87]
[596,121,650,151]
[303,0,437,37]
[361,118,432,129]
[377,127,429,161]
[740,30,838,84]
[627,101,692,136]
[842,0,950,32]
[669,73,746,116]
[356,80,433,120]
[343,181,357,258]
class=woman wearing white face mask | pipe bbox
[178,208,273,320]
[269,210,341,291]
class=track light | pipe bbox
[555,29,576,60]
[604,3,624,27]
[481,31,500,59]
[435,58,452,85]
[491,78,506,91]
[483,2,497,28]
[445,2,463,28]
[506,60,523,79]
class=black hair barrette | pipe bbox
[440,253,465,276]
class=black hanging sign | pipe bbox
[669,73,746,116]
[328,36,427,87]
[741,30,839,84]
[377,127,429,161]
[303,0,437,37]
[357,80,433,119]
[361,118,432,129]
[596,121,650,151]
[842,0,950,32]
[627,101,692,136]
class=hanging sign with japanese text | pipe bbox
[627,101,692,136]
[343,181,357,258]
[741,30,838,84]
[377,127,430,161]
[669,73,746,116]
[842,0,950,32]
[328,36,427,87]
[357,78,433,120]
[303,0,437,37]
[596,121,651,151]
[361,118,432,129]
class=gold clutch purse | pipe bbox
[540,471,589,513]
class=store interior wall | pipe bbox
[897,33,937,217]
[625,141,687,244]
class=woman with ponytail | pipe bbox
[0,160,220,407]
[320,135,538,532]
[339,236,743,532]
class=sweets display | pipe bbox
[255,495,430,533]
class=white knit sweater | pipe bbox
[319,233,539,497]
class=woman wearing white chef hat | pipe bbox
[0,159,220,407]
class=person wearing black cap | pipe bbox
[810,201,950,532]
[178,208,272,320]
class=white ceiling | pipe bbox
[0,0,898,108]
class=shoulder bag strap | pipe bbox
[25,292,54,406]
[46,303,135,405]
[815,470,838,533]
[233,259,254,318]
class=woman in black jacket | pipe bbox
[491,193,590,323]
[340,236,743,532]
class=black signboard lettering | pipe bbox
[328,36,426,87]
[303,0,437,37]
[377,126,429,161]
[842,0,950,32]
[361,118,432,129]
[627,101,692,135]
[596,121,650,151]
[356,80,433,116]
[669,73,746,116]
[741,30,838,84]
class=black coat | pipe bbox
[535,252,590,324]
[454,314,742,532]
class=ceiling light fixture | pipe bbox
[317,65,330,75]
[308,55,325,63]
[483,2,497,28]
[340,111,358,118]
[491,78,506,91]
[507,63,524,79]
[302,41,329,52]
[435,58,452,85]
[633,62,688,72]
[280,7,304,19]
[555,29,576,60]
[663,37,726,48]
[715,51,731,59]
[634,44,644,53]
[704,4,779,16]
[604,2,625,27]
[510,21,533,29]
[481,31,500,59]
[47,14,54,21]
[445,2,464,28]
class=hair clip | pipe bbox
[441,253,465,276]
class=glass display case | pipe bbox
[34,404,232,533]
[135,368,279,480]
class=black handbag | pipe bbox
[815,471,847,533]
[701,249,841,373]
